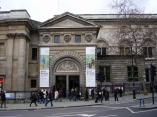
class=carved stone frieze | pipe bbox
[42,34,51,43]
[85,34,93,42]
[56,60,79,72]
[64,35,71,43]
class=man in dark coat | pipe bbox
[0,90,6,108]
[30,92,38,107]
[45,90,54,107]
[114,89,118,101]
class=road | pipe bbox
[0,97,157,117]
[0,104,157,117]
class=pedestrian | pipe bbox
[45,90,54,107]
[84,88,89,101]
[58,89,63,102]
[54,90,59,100]
[100,90,103,103]
[43,89,48,103]
[30,92,38,107]
[38,89,44,103]
[95,90,99,103]
[114,88,118,101]
[91,88,94,99]
[119,88,123,97]
[0,90,7,108]
[106,90,110,101]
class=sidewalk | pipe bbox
[0,93,157,111]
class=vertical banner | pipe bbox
[40,48,49,87]
[86,47,96,87]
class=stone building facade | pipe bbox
[0,10,157,94]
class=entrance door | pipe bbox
[69,75,80,90]
[56,75,66,97]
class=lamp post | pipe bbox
[131,47,136,99]
[150,64,156,104]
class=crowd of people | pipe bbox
[0,87,124,108]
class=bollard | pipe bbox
[139,98,145,107]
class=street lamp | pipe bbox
[150,64,156,104]
[131,46,136,99]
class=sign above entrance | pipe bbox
[86,47,96,87]
[40,47,49,87]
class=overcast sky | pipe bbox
[1,0,157,22]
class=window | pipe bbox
[97,66,110,82]
[31,79,37,88]
[119,47,131,55]
[32,48,37,60]
[127,66,138,81]
[0,43,5,57]
[75,35,81,43]
[97,47,106,57]
[105,66,111,82]
[54,35,60,43]
[143,47,153,58]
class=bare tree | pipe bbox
[112,0,145,57]
[111,0,157,96]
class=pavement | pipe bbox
[0,93,157,111]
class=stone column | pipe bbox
[5,34,14,91]
[16,34,27,91]
[66,75,69,98]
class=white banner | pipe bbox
[86,47,96,87]
[40,48,49,87]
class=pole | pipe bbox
[151,82,155,104]
[150,64,155,104]
[131,47,136,99]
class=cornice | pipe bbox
[7,33,30,41]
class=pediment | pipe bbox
[40,12,98,28]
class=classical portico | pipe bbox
[51,57,82,96]
[38,12,98,93]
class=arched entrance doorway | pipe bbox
[54,58,81,97]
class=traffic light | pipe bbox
[151,64,156,82]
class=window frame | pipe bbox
[143,47,153,58]
[127,65,138,81]
[31,79,37,88]
[31,48,38,61]
[75,35,81,43]
[54,35,60,43]
[119,46,131,55]
[97,66,111,82]
[0,43,6,57]
[97,47,106,57]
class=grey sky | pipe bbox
[1,0,157,22]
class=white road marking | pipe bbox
[46,107,122,117]
[47,114,96,117]
[0,116,17,117]
[46,110,99,117]
[125,107,157,114]
[77,114,96,116]
[91,105,126,109]
[125,107,135,113]
[99,115,117,117]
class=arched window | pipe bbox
[142,38,155,58]
[119,39,131,55]
[97,39,108,57]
